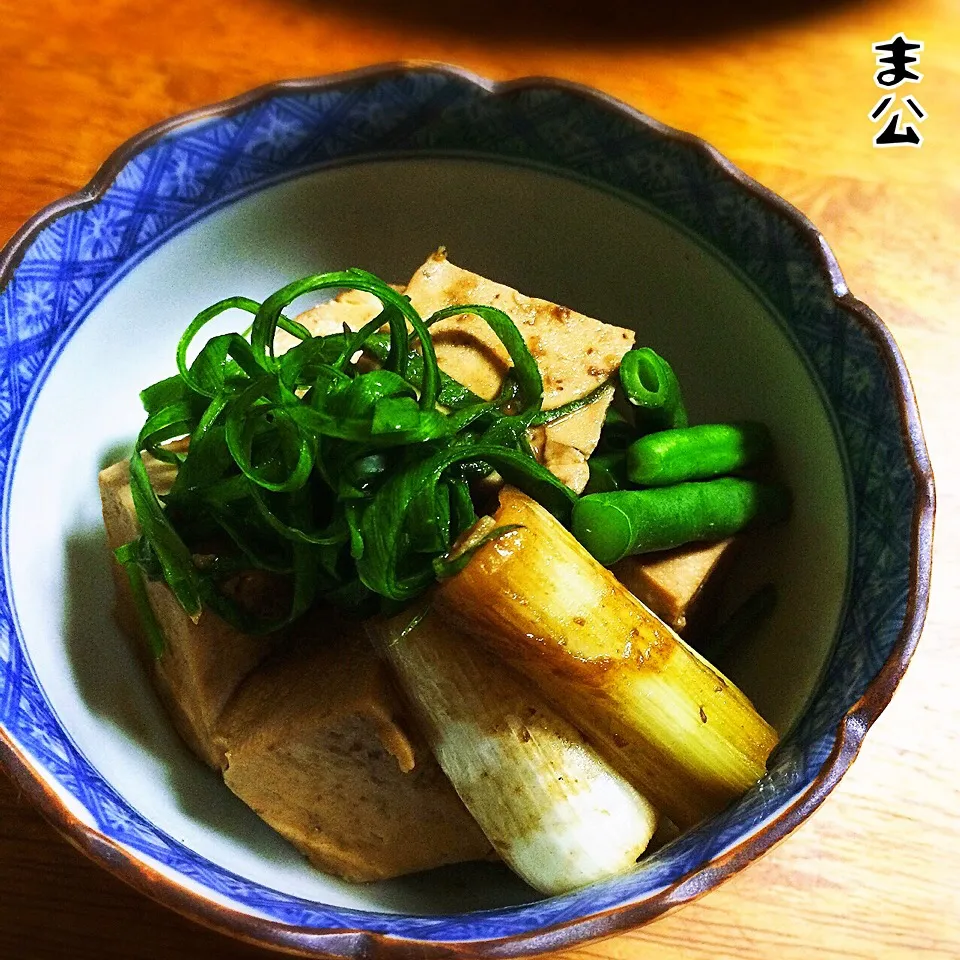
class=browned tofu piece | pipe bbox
[612,539,739,633]
[526,426,590,494]
[403,250,635,461]
[216,616,492,881]
[99,456,279,769]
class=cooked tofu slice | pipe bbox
[100,456,280,769]
[403,249,635,460]
[102,454,491,880]
[526,426,590,494]
[613,539,739,634]
[216,615,493,881]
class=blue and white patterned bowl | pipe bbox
[0,65,933,956]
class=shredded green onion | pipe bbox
[119,270,589,637]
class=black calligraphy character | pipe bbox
[873,33,923,87]
[871,94,925,147]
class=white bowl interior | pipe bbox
[6,158,850,913]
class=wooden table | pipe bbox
[2,1,958,957]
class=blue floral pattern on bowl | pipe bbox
[0,66,932,950]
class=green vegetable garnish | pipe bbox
[119,270,579,637]
[626,421,773,487]
[571,478,791,565]
[619,347,688,432]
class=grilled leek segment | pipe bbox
[366,603,659,895]
[435,487,779,829]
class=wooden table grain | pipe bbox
[2,0,958,957]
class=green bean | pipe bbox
[618,348,688,432]
[571,478,791,566]
[627,421,772,487]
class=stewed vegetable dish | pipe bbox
[101,250,787,893]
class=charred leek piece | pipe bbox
[435,487,779,829]
[366,603,659,895]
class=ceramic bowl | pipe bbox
[0,64,933,956]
